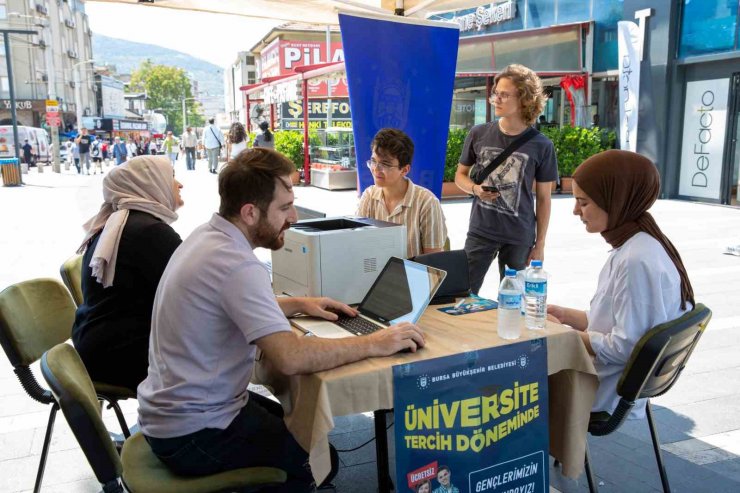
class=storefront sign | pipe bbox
[0,99,46,112]
[618,21,641,152]
[393,340,549,493]
[454,1,517,32]
[260,39,347,97]
[115,119,148,131]
[678,78,729,200]
[281,98,351,120]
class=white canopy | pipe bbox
[86,0,485,24]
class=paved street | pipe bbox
[1,159,739,492]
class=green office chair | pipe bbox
[584,303,712,493]
[0,279,73,493]
[0,279,134,492]
[41,343,287,493]
[60,254,84,307]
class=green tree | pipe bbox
[129,60,204,134]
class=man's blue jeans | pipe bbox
[185,147,196,170]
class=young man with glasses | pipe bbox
[454,64,557,294]
[357,128,447,258]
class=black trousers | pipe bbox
[146,392,338,492]
[464,232,531,294]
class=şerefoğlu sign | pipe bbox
[280,98,352,130]
[678,78,729,200]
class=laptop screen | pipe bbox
[359,257,447,325]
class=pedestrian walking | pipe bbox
[163,131,179,166]
[202,117,224,174]
[253,121,274,149]
[181,126,198,170]
[227,122,248,160]
[113,137,128,165]
[22,139,34,166]
[76,128,92,175]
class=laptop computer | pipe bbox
[291,257,447,339]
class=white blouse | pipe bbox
[587,232,689,419]
[230,140,247,159]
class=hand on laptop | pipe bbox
[369,322,425,355]
[300,297,358,321]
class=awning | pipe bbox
[86,1,484,24]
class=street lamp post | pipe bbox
[0,27,37,184]
[8,13,61,172]
[73,59,94,132]
[182,96,200,134]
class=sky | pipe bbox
[85,3,280,68]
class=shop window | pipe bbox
[679,0,738,57]
[457,40,495,74]
[494,29,581,72]
[556,0,591,25]
[526,0,555,29]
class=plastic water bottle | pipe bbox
[516,269,527,316]
[498,268,522,340]
[525,260,548,330]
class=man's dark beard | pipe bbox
[253,217,291,250]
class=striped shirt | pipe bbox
[357,178,447,258]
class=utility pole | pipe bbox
[182,97,187,134]
[1,28,37,184]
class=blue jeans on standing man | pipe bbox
[185,147,196,170]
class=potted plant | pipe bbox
[442,128,469,198]
[273,130,305,184]
[541,125,616,194]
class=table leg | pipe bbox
[374,409,394,492]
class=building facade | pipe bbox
[0,0,95,132]
[225,51,256,124]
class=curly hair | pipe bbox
[228,122,247,145]
[494,64,547,126]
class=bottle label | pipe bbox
[525,280,547,295]
[499,293,521,310]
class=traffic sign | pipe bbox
[45,113,61,127]
[46,99,59,113]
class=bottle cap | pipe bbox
[504,268,516,277]
[531,260,543,267]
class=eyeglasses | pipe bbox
[490,90,517,102]
[366,160,401,172]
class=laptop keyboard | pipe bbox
[335,315,383,336]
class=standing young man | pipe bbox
[202,117,224,174]
[138,148,425,492]
[357,128,447,258]
[455,64,557,294]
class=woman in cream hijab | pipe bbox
[548,150,694,419]
[72,155,184,392]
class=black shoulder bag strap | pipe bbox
[210,126,222,147]
[471,126,538,185]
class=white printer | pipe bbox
[271,216,407,304]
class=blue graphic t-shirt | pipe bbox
[459,121,557,246]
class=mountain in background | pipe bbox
[92,34,224,99]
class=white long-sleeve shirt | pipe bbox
[202,124,224,150]
[587,232,689,419]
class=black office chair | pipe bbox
[584,303,712,493]
[412,249,470,304]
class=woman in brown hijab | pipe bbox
[548,150,694,418]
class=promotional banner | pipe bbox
[560,75,588,128]
[339,13,459,198]
[618,21,641,152]
[678,78,729,200]
[393,340,549,493]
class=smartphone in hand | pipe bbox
[481,185,499,192]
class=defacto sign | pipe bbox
[618,21,641,152]
[678,78,729,200]
[453,1,517,32]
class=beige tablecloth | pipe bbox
[254,306,598,483]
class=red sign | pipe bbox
[260,39,347,97]
[406,461,438,490]
[45,113,61,127]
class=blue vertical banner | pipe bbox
[393,340,549,493]
[339,13,459,198]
